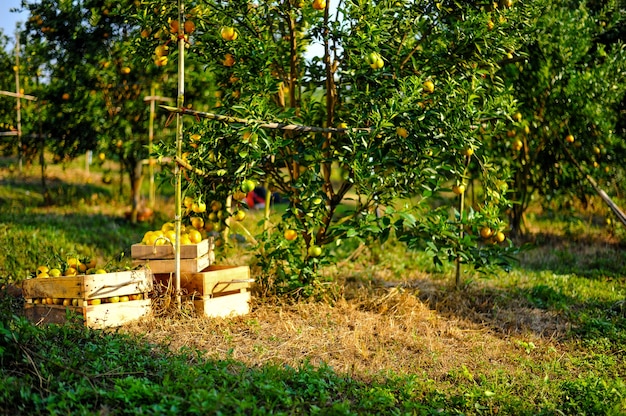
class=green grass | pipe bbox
[1,307,624,415]
[1,165,626,415]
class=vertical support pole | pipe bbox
[455,155,471,290]
[85,150,91,176]
[224,194,232,243]
[148,84,156,208]
[174,0,186,308]
[264,177,271,231]
[14,32,22,172]
[455,189,464,289]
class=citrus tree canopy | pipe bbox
[127,0,546,295]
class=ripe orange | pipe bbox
[312,0,326,10]
[565,134,575,143]
[284,229,298,241]
[396,127,409,138]
[423,80,435,93]
[233,190,247,201]
[480,227,493,239]
[64,267,78,276]
[220,26,238,41]
[223,53,236,67]
[155,56,168,67]
[155,45,168,57]
[170,20,180,33]
[188,229,203,244]
[192,201,207,213]
[184,20,196,34]
[190,216,205,230]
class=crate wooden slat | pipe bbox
[134,253,211,274]
[192,291,251,318]
[154,265,253,318]
[22,270,153,300]
[154,265,251,296]
[22,269,152,328]
[185,265,251,296]
[131,239,209,260]
[24,299,151,329]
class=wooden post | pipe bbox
[174,0,186,308]
[148,84,156,208]
[14,32,22,172]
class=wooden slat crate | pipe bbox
[154,265,253,318]
[24,299,152,329]
[133,253,212,274]
[22,269,152,328]
[131,238,214,273]
[131,238,210,260]
[192,291,251,319]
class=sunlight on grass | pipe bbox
[1,162,625,415]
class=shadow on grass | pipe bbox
[391,256,626,352]
[514,230,626,279]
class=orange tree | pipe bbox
[485,1,626,236]
[129,0,545,296]
[0,31,18,153]
[18,0,182,217]
[19,0,118,163]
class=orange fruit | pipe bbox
[480,227,493,239]
[284,229,298,241]
[188,229,203,244]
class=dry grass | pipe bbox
[124,258,572,385]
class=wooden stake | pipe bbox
[174,0,186,309]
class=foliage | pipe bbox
[0,31,17,153]
[11,0,187,213]
[125,0,549,295]
[491,0,626,235]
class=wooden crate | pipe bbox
[131,238,214,273]
[131,238,210,260]
[154,265,253,318]
[133,253,212,274]
[192,291,251,319]
[22,269,152,328]
[23,299,151,329]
